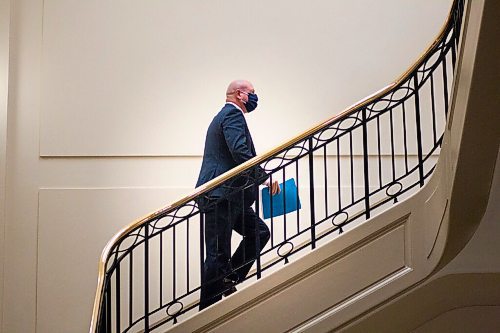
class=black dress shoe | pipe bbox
[222,277,237,297]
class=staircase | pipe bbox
[89,0,500,331]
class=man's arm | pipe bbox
[221,109,256,164]
[222,109,279,194]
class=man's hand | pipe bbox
[265,179,281,196]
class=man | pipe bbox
[196,80,280,310]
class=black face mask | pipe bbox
[245,93,258,112]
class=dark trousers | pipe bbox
[199,200,270,310]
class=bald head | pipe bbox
[226,80,253,96]
[225,80,256,113]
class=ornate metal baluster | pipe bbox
[172,225,176,319]
[323,145,328,218]
[336,139,342,211]
[430,75,437,145]
[282,169,287,242]
[186,218,190,293]
[160,232,163,307]
[115,263,121,332]
[402,104,409,174]
[362,108,371,219]
[442,57,449,118]
[390,109,396,183]
[198,213,204,308]
[377,115,383,188]
[413,74,425,187]
[308,138,316,249]
[295,160,300,234]
[451,32,457,69]
[144,225,150,332]
[349,131,355,204]
[254,173,262,279]
[106,279,111,333]
[270,172,274,248]
[129,252,133,328]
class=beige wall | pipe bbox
[0,0,11,329]
[412,306,500,333]
[2,1,452,332]
[4,0,42,331]
[39,0,451,157]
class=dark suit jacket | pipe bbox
[196,103,267,208]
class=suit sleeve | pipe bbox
[222,109,268,183]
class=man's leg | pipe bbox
[199,200,232,310]
[231,207,270,283]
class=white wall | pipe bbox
[39,0,451,157]
[2,1,452,332]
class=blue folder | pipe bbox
[261,178,301,219]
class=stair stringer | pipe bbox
[165,152,453,333]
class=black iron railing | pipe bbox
[90,0,465,331]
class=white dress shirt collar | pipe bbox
[227,102,244,114]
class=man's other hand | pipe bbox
[265,179,281,196]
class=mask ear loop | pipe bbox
[238,90,249,104]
